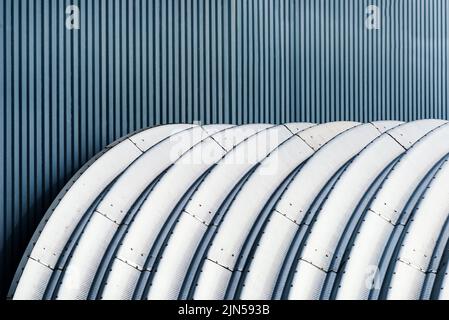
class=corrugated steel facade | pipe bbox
[0,0,448,296]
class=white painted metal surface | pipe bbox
[11,121,449,300]
[100,124,266,299]
[51,125,234,299]
[387,159,449,299]
[143,125,293,300]
[193,122,363,299]
[193,136,314,299]
[241,122,391,300]
[337,122,449,300]
[274,123,381,224]
[288,120,443,299]
[12,124,196,300]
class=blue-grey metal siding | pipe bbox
[0,0,448,296]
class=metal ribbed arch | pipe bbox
[336,122,449,300]
[144,123,316,300]
[9,123,198,299]
[240,122,384,299]
[10,121,449,300]
[387,158,449,299]
[232,127,380,301]
[52,124,248,299]
[234,122,406,300]
[16,124,243,299]
[190,122,367,299]
[2,0,449,295]
[138,124,299,300]
[372,123,449,300]
[99,124,280,300]
[225,160,305,299]
[8,121,348,299]
[141,125,293,298]
[282,120,446,300]
[427,209,449,299]
[189,135,315,299]
[99,125,282,299]
[375,153,449,300]
[270,123,388,299]
[285,162,355,298]
[317,120,445,299]
[118,124,273,300]
[327,155,402,299]
[414,160,449,299]
[91,124,278,299]
[44,124,227,299]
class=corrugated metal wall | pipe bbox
[0,0,448,297]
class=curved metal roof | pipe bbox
[9,120,449,300]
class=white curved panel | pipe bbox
[55,125,240,299]
[287,120,442,299]
[99,125,266,300]
[12,121,449,301]
[202,124,233,134]
[204,124,271,151]
[181,126,291,226]
[143,125,293,300]
[387,160,449,299]
[386,119,447,148]
[335,209,394,300]
[193,136,315,299]
[297,121,359,150]
[98,257,141,300]
[289,261,327,300]
[275,123,381,224]
[95,126,229,224]
[25,140,143,269]
[337,123,449,300]
[57,213,119,299]
[145,123,345,300]
[371,121,404,133]
[239,212,298,299]
[12,124,195,299]
[368,125,449,225]
[192,122,363,300]
[13,259,54,300]
[240,123,389,300]
[193,260,233,300]
[145,214,208,299]
[386,261,426,300]
[298,135,403,268]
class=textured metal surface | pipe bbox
[11,121,449,300]
[1,0,449,296]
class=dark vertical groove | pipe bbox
[1,0,5,291]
